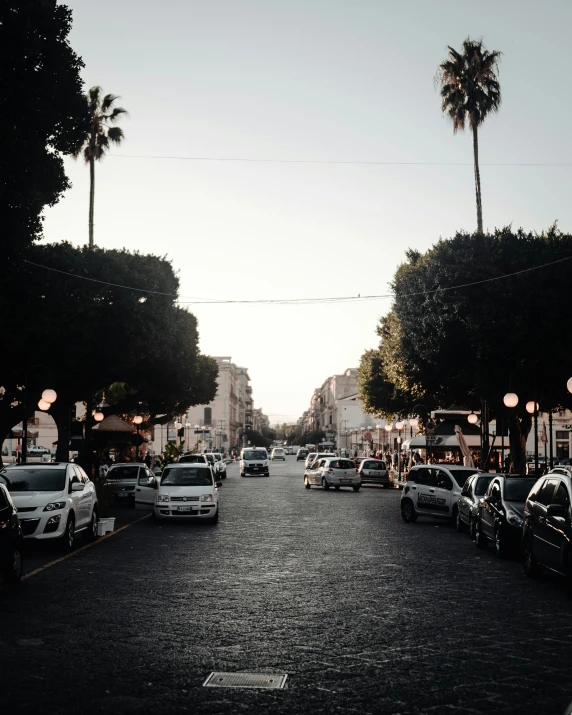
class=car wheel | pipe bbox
[455,507,465,532]
[401,499,417,523]
[87,507,98,542]
[2,546,23,584]
[322,477,330,490]
[495,525,511,559]
[353,485,360,492]
[523,535,540,577]
[475,519,488,549]
[304,478,311,490]
[62,513,75,552]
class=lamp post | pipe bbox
[395,421,404,478]
[133,415,143,460]
[24,388,58,464]
[526,401,539,474]
[384,423,393,459]
[174,420,183,448]
[376,424,383,453]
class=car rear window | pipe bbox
[364,461,386,470]
[161,467,213,486]
[108,466,140,479]
[179,455,204,463]
[0,468,67,492]
[334,460,355,469]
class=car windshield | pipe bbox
[108,466,139,479]
[205,455,214,463]
[474,476,493,496]
[504,478,537,502]
[0,468,66,492]
[161,468,213,486]
[244,451,267,460]
[450,469,479,488]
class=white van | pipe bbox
[240,448,269,477]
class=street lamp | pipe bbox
[503,393,519,408]
[467,412,478,425]
[93,411,104,422]
[133,415,143,461]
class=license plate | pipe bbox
[178,506,191,512]
[341,480,350,485]
[370,471,381,476]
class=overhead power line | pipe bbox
[111,154,572,167]
[23,254,572,305]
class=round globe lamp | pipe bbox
[133,415,143,425]
[525,401,538,415]
[567,377,572,394]
[38,399,51,411]
[42,389,57,404]
[93,411,104,422]
[395,421,404,430]
[503,393,519,408]
[409,418,419,428]
[385,424,393,432]
[467,413,478,425]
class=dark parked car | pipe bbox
[357,459,390,487]
[0,483,23,584]
[456,473,494,538]
[522,471,572,588]
[475,475,537,557]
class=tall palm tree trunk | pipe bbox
[472,121,483,233]
[88,157,95,248]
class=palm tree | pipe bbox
[436,38,502,234]
[74,86,127,248]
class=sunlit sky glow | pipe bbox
[44,0,572,422]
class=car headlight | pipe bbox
[43,501,66,511]
[200,494,214,502]
[157,495,169,502]
[506,511,523,527]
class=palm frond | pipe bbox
[107,126,125,145]
[88,86,102,106]
[104,107,128,123]
[101,93,120,112]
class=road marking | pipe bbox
[21,513,151,581]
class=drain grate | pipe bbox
[203,672,288,689]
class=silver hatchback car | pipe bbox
[304,457,361,491]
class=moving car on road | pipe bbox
[240,448,270,477]
[0,482,23,584]
[271,448,286,461]
[475,475,538,557]
[358,459,390,488]
[296,448,309,461]
[0,463,98,550]
[106,462,155,506]
[305,457,361,491]
[400,465,479,524]
[523,471,572,585]
[179,453,209,465]
[456,473,494,538]
[135,462,221,523]
[305,452,317,469]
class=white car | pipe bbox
[271,448,286,461]
[240,448,270,477]
[0,462,98,550]
[305,457,361,491]
[400,464,479,523]
[211,452,227,478]
[135,462,221,522]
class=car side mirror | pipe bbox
[71,482,84,492]
[547,503,566,518]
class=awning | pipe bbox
[10,429,39,438]
[403,434,492,449]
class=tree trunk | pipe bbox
[0,404,27,468]
[508,413,531,474]
[88,157,95,248]
[472,121,483,234]
[51,402,72,463]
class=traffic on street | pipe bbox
[3,454,572,714]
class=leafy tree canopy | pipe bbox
[0,1,89,261]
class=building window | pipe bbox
[556,431,569,440]
[204,407,212,425]
[329,415,333,425]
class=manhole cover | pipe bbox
[203,672,288,689]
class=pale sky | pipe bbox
[44,0,572,422]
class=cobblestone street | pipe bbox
[2,457,572,714]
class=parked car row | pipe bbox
[302,455,391,492]
[400,463,572,593]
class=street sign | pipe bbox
[363,431,372,442]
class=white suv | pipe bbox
[240,448,269,477]
[0,463,98,550]
[400,464,479,523]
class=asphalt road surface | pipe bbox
[3,457,572,715]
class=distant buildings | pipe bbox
[154,356,268,453]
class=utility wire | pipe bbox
[23,254,572,305]
[111,154,572,167]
